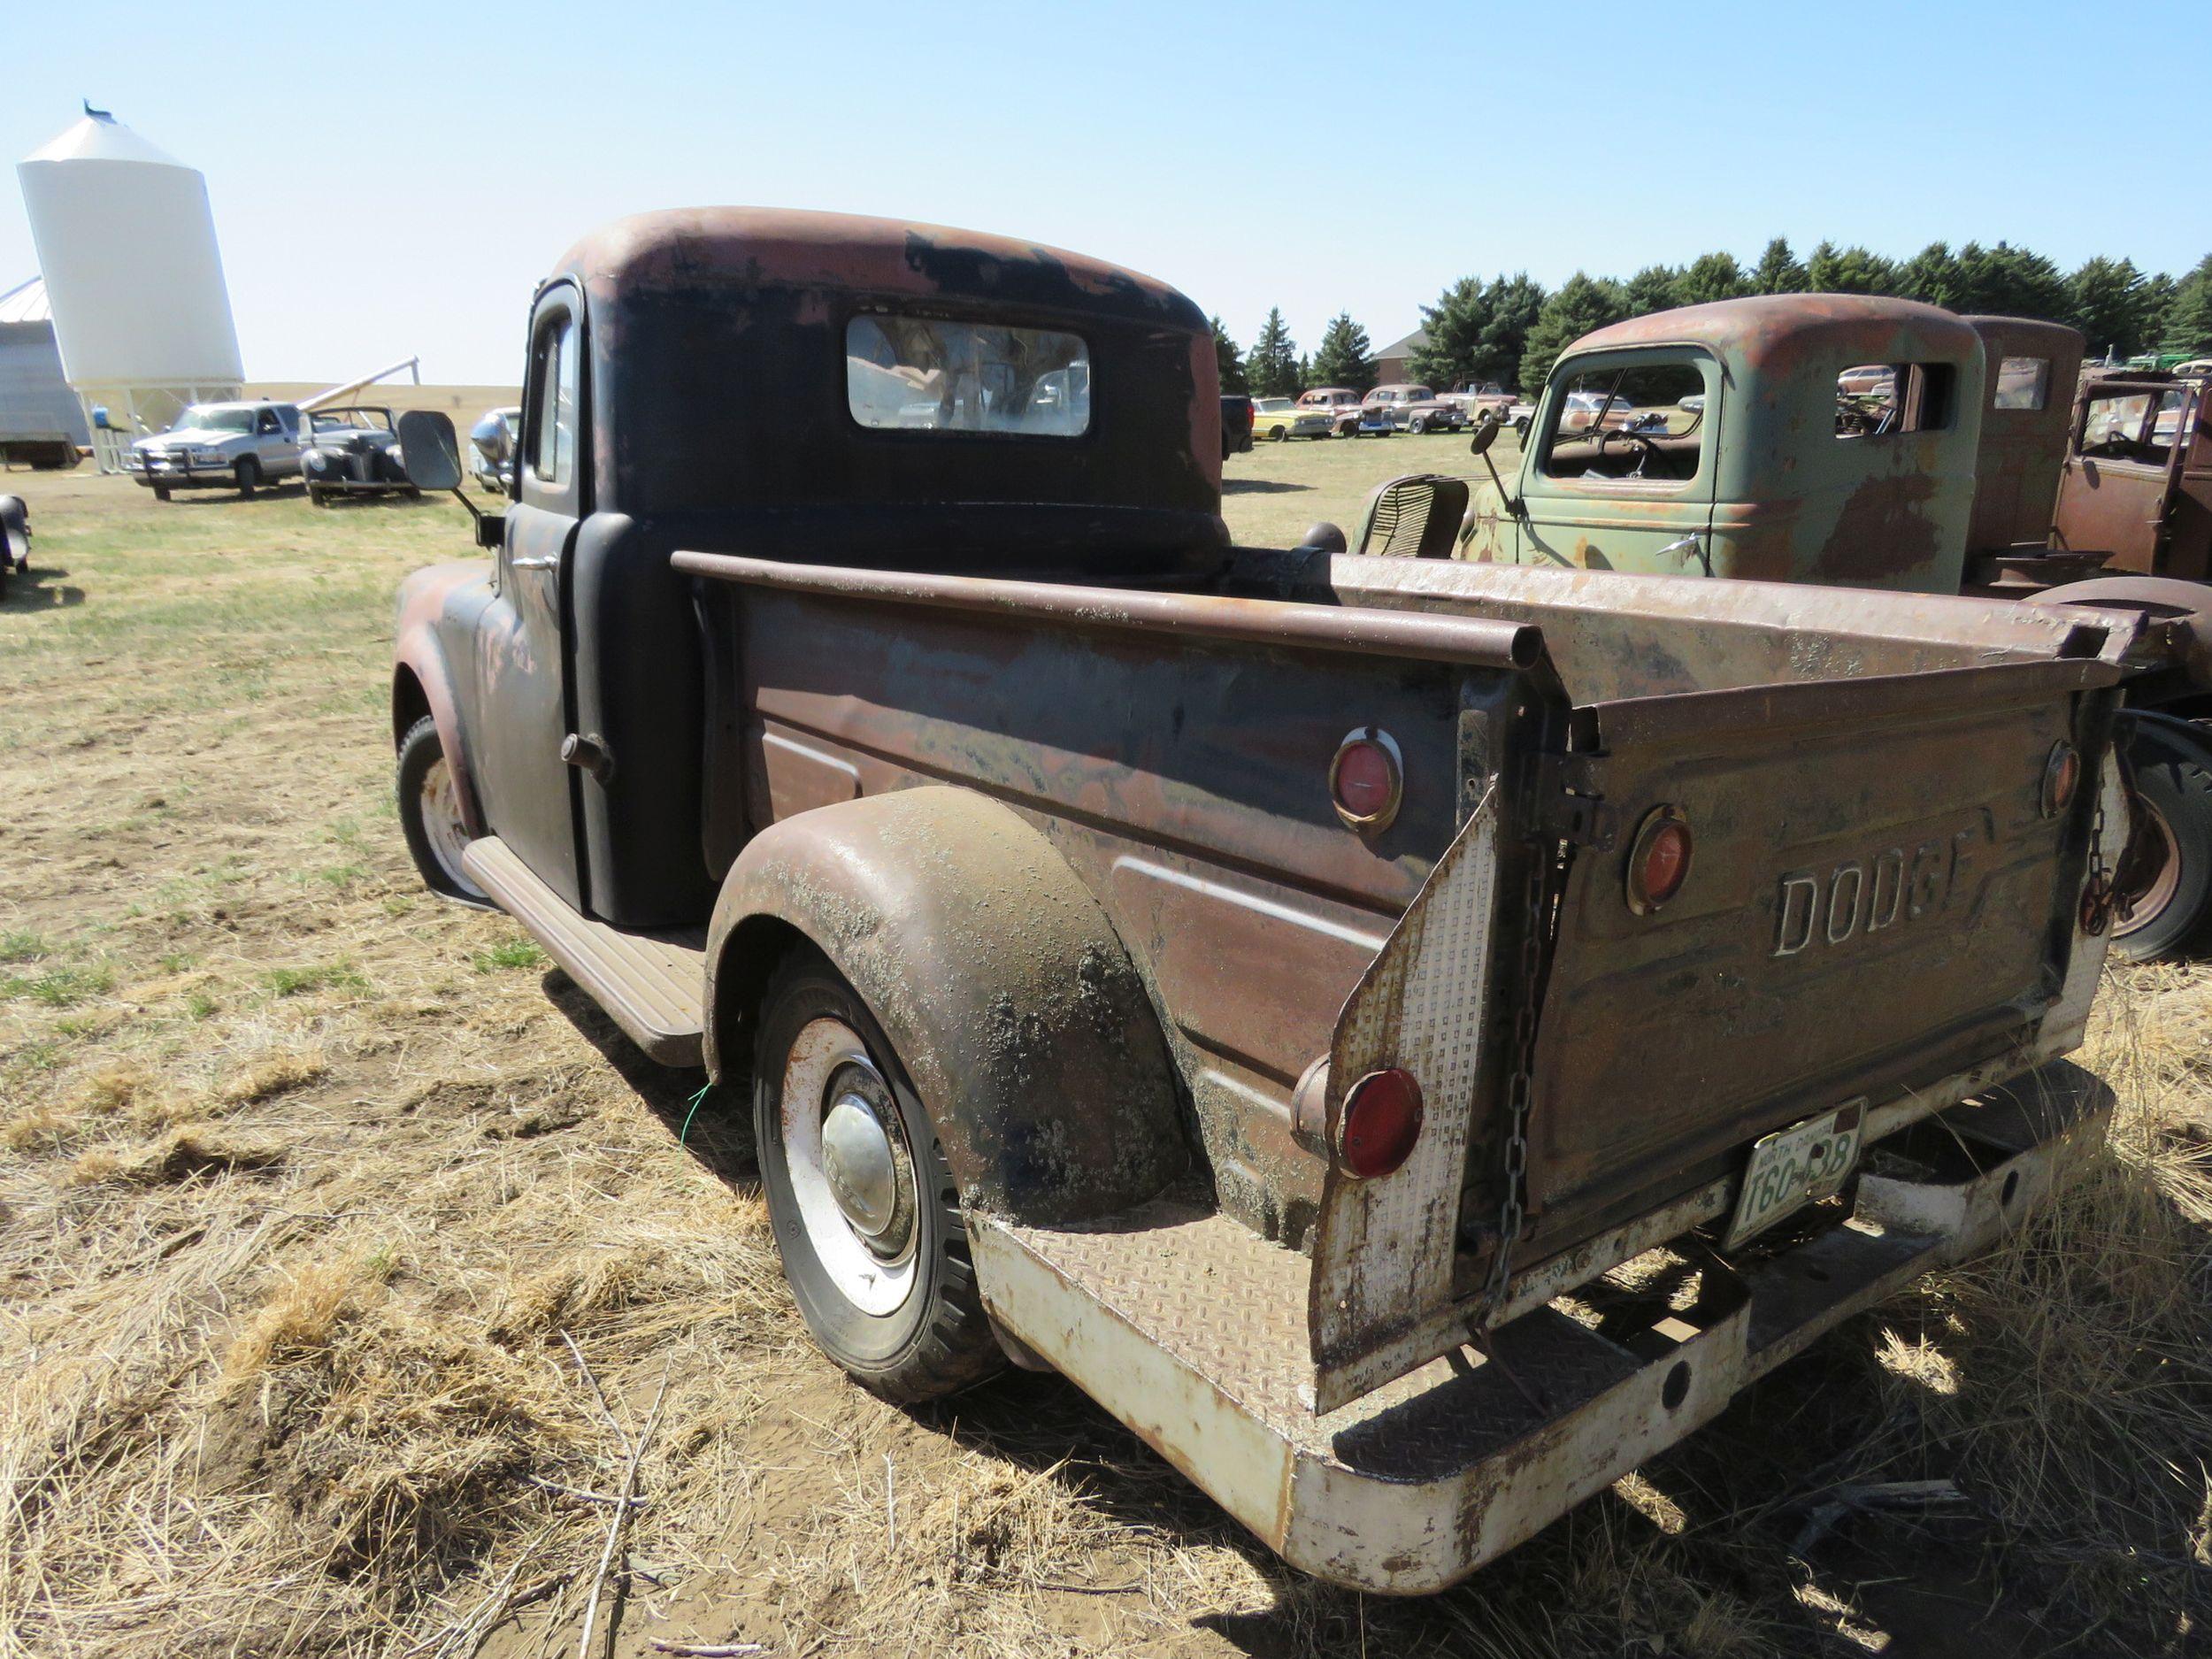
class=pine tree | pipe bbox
[1210,316,1248,396]
[1672,252,1748,308]
[1480,274,1547,394]
[1517,274,1629,396]
[1247,308,1300,397]
[2069,257,2154,360]
[1310,313,1378,393]
[1896,242,1962,308]
[1807,242,1901,296]
[2156,254,2212,353]
[1749,238,1808,294]
[1409,278,1492,388]
[1622,265,1681,317]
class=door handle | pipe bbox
[510,554,557,570]
[1657,532,1713,576]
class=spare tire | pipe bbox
[2111,712,2212,963]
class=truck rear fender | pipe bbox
[392,562,488,836]
[703,786,1190,1225]
[2029,574,2212,706]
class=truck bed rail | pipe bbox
[671,551,1550,675]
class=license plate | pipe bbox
[1723,1099,1866,1250]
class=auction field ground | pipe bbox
[2,447,2208,1659]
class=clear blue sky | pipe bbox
[8,1,2204,386]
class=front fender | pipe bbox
[393,561,494,835]
[703,787,1189,1226]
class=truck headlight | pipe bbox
[195,450,227,466]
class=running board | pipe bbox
[460,837,707,1065]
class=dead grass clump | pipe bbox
[67,1129,285,1188]
[216,1047,328,1108]
[215,1258,585,1592]
[2,1064,147,1151]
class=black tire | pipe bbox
[152,483,172,502]
[307,486,328,508]
[235,457,262,497]
[396,715,490,905]
[2111,715,2212,963]
[1268,426,1286,442]
[754,948,1004,1403]
[1409,417,1429,434]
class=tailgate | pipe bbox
[1524,657,2118,1235]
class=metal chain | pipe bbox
[1479,833,1561,1322]
[2081,787,2116,937]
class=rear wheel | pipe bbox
[235,457,262,497]
[754,949,1003,1403]
[396,715,488,904]
[2111,714,2212,963]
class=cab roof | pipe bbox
[555,206,1203,332]
[1563,294,1983,380]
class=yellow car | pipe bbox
[1249,396,1333,441]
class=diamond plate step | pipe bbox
[461,836,707,1065]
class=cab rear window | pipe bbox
[847,315,1090,437]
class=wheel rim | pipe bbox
[782,1018,921,1316]
[2115,798,2182,940]
[418,755,485,899]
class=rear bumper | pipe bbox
[973,1064,2108,1594]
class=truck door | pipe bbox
[472,284,588,910]
[1514,350,1717,577]
[2053,380,2196,578]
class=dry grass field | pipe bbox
[2,443,2209,1658]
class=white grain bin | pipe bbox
[17,108,245,470]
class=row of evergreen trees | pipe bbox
[1214,238,2212,401]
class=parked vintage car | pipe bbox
[392,207,2139,1595]
[303,407,419,505]
[1249,396,1332,441]
[1295,386,1375,437]
[1439,382,1513,424]
[468,405,523,496]
[127,400,305,499]
[1363,383,1465,434]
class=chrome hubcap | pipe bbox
[781,1019,920,1314]
[822,1092,900,1237]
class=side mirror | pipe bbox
[396,411,464,491]
[1468,418,1500,457]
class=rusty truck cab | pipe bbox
[1463,296,1985,590]
[2053,370,2212,580]
[1958,316,2093,594]
[407,209,1227,938]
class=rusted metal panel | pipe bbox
[1963,316,2085,554]
[1525,672,2096,1227]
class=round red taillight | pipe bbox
[1626,806,1693,914]
[2042,741,2080,819]
[1336,1067,1424,1179]
[1330,729,1403,831]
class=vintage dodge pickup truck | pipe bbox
[392,209,2150,1593]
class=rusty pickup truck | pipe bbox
[390,210,2146,1594]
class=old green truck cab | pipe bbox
[1462,296,1986,588]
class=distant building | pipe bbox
[1374,327,1427,386]
[0,276,89,467]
